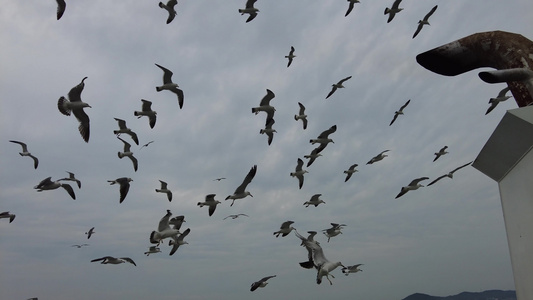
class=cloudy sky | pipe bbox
[1,1,531,299]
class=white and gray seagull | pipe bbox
[197,194,222,217]
[285,46,296,67]
[273,221,296,238]
[155,63,184,109]
[223,214,249,220]
[384,0,403,23]
[304,194,326,207]
[250,275,276,292]
[389,99,410,126]
[433,145,448,162]
[304,147,323,167]
[91,256,136,266]
[342,264,364,276]
[252,89,276,124]
[85,227,95,239]
[144,246,161,256]
[59,171,81,189]
[168,227,190,255]
[343,163,359,182]
[150,210,180,246]
[159,0,177,24]
[310,125,337,146]
[307,237,345,285]
[134,99,157,129]
[107,177,133,203]
[57,77,91,143]
[427,161,473,186]
[395,177,429,198]
[323,223,346,243]
[486,87,512,115]
[117,137,138,172]
[259,118,276,146]
[238,0,259,23]
[155,180,173,202]
[412,5,438,39]
[34,177,76,200]
[367,150,390,164]
[294,102,308,130]
[0,212,16,223]
[290,158,308,189]
[140,140,155,150]
[9,140,39,169]
[225,165,257,206]
[113,118,139,145]
[326,76,352,99]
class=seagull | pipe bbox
[155,63,184,109]
[323,223,346,243]
[238,0,259,23]
[326,76,352,99]
[290,158,308,189]
[250,275,276,292]
[56,0,66,20]
[433,146,448,162]
[304,147,323,167]
[307,237,345,285]
[144,246,161,256]
[59,171,81,188]
[57,77,91,143]
[117,137,138,172]
[34,177,76,200]
[395,177,429,198]
[71,244,89,248]
[159,0,177,24]
[251,89,276,124]
[427,161,473,186]
[285,46,296,67]
[113,118,139,145]
[384,0,403,23]
[367,150,390,164]
[91,256,136,266]
[342,264,363,276]
[345,0,360,17]
[107,177,133,203]
[225,165,257,206]
[259,118,276,146]
[0,212,16,223]
[169,215,186,232]
[197,194,222,217]
[9,140,39,169]
[155,180,172,202]
[343,164,358,182]
[150,210,181,246]
[486,87,512,115]
[389,99,410,126]
[134,99,157,129]
[304,194,325,207]
[168,227,190,255]
[310,125,337,146]
[294,102,308,130]
[85,227,95,239]
[294,230,319,269]
[213,177,226,181]
[412,5,438,38]
[140,140,155,150]
[223,214,249,220]
[273,221,296,238]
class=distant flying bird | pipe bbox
[326,76,352,99]
[345,0,360,17]
[427,161,473,186]
[252,89,276,124]
[71,244,89,248]
[0,211,16,223]
[304,147,323,167]
[273,221,296,237]
[168,227,190,255]
[159,0,177,24]
[342,264,363,276]
[140,141,155,150]
[395,177,429,198]
[59,171,81,188]
[384,0,403,23]
[259,118,277,146]
[486,87,512,115]
[294,102,308,130]
[91,256,136,266]
[389,99,410,126]
[250,275,276,292]
[117,137,138,172]
[213,177,226,182]
[290,158,308,189]
[366,150,390,164]
[144,246,161,256]
[304,194,326,207]
[57,77,91,143]
[285,46,296,67]
[107,177,133,203]
[113,118,139,145]
[155,63,184,109]
[225,165,257,206]
[134,99,157,129]
[323,223,346,242]
[343,164,359,182]
[197,194,222,217]
[223,214,249,220]
[85,227,95,239]
[56,0,66,20]
[155,180,173,202]
[9,140,39,169]
[150,210,180,246]
[239,0,259,23]
[412,5,438,38]
[433,146,448,162]
[34,177,76,200]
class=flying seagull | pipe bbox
[197,194,222,217]
[238,0,259,23]
[168,227,190,255]
[117,137,138,172]
[225,165,257,206]
[294,102,308,130]
[107,177,133,203]
[57,77,91,143]
[323,223,346,242]
[343,164,359,182]
[85,227,95,239]
[91,256,136,266]
[304,147,323,167]
[433,146,448,162]
[342,264,363,276]
[71,244,89,248]
[290,158,308,189]
[310,125,337,146]
[285,46,296,67]
[213,177,226,182]
[144,246,161,256]
[252,89,276,124]
[155,180,172,202]
[113,118,139,145]
[155,63,184,109]
[308,237,345,284]
[389,99,410,126]
[412,5,438,38]
[9,140,39,169]
[345,0,360,17]
[250,275,276,292]
[304,194,326,207]
[326,76,352,99]
[395,177,429,198]
[223,214,249,220]
[159,0,177,24]
[56,0,66,20]
[427,161,473,186]
[273,221,296,237]
[34,177,76,200]
[59,171,81,188]
[294,230,319,269]
[486,87,512,115]
[367,150,390,164]
[259,118,277,146]
[140,141,155,150]
[150,210,180,246]
[0,212,16,223]
[384,0,403,23]
[134,99,157,129]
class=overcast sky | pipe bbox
[1,1,531,299]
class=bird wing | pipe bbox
[67,78,87,103]
[297,174,304,189]
[310,194,322,202]
[155,63,174,84]
[90,256,112,263]
[205,194,216,202]
[170,87,184,109]
[259,89,275,106]
[450,161,473,174]
[158,210,172,232]
[427,175,447,186]
[245,12,257,23]
[497,87,511,98]
[29,154,39,169]
[118,137,131,152]
[400,99,411,111]
[424,5,438,21]
[345,1,355,17]
[208,204,218,217]
[295,158,304,171]
[9,140,28,152]
[121,257,136,266]
[73,108,90,143]
[349,163,358,171]
[389,113,399,126]
[118,181,130,203]
[129,155,138,172]
[317,125,337,139]
[326,86,337,99]
[234,165,257,194]
[408,177,429,186]
[260,275,276,282]
[56,0,66,20]
[485,102,499,115]
[412,23,424,39]
[391,0,402,10]
[141,99,153,111]
[281,221,294,229]
[159,180,168,189]
[61,183,76,200]
[298,102,305,115]
[114,118,127,129]
[245,0,257,9]
[338,76,352,84]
